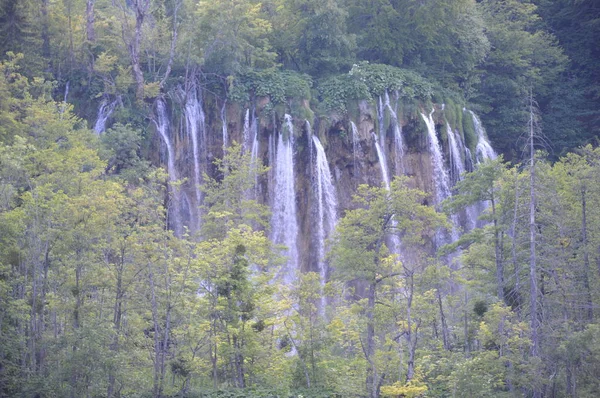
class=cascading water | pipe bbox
[350,122,360,177]
[470,111,497,162]
[312,135,338,311]
[306,121,314,169]
[155,99,182,235]
[377,96,389,173]
[465,147,475,172]
[268,133,275,193]
[385,91,404,174]
[373,132,391,190]
[421,110,459,246]
[372,135,401,255]
[466,111,498,230]
[221,100,228,148]
[446,123,466,185]
[271,115,299,284]
[421,110,452,205]
[94,98,117,134]
[249,110,260,196]
[184,85,206,227]
[243,109,251,153]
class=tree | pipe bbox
[330,177,446,398]
[476,0,567,159]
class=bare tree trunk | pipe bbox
[131,1,148,100]
[511,171,522,319]
[580,187,593,321]
[149,270,162,398]
[117,0,150,100]
[437,288,450,350]
[405,274,417,383]
[159,0,181,88]
[365,281,377,398]
[86,0,96,43]
[491,195,505,303]
[107,248,125,398]
[528,91,541,398]
[40,0,51,69]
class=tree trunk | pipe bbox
[528,92,541,398]
[491,196,504,303]
[366,281,377,398]
[580,187,593,321]
[40,0,51,69]
[86,0,95,43]
[405,274,417,382]
[437,288,450,351]
[107,248,125,398]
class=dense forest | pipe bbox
[1,0,600,397]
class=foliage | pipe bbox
[228,69,312,105]
[318,62,433,113]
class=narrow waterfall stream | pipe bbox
[421,110,451,205]
[94,98,117,134]
[470,111,497,162]
[447,123,466,185]
[384,91,405,174]
[184,85,205,228]
[155,99,182,235]
[312,135,338,311]
[373,132,391,190]
[271,115,299,283]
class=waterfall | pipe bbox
[372,135,400,255]
[306,121,314,169]
[466,111,498,230]
[243,109,251,152]
[350,122,360,177]
[422,110,460,246]
[470,111,497,162]
[94,98,117,134]
[421,110,451,205]
[249,110,260,196]
[221,100,228,148]
[268,133,275,195]
[446,123,466,185]
[271,115,299,283]
[312,135,338,310]
[465,147,475,173]
[63,81,70,103]
[385,91,404,174]
[373,132,391,190]
[377,96,389,173]
[155,99,182,235]
[184,85,206,225]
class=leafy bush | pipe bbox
[318,62,434,113]
[227,69,312,105]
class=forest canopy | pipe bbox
[1,0,600,397]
